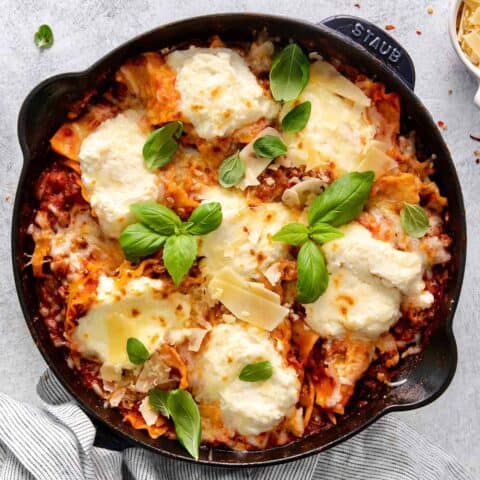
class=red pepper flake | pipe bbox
[476,158,480,164]
[470,134,480,141]
[448,89,453,95]
[354,2,361,7]
[385,24,395,31]
[416,29,422,35]
[437,120,448,130]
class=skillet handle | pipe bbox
[319,15,416,90]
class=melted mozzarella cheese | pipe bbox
[79,110,158,238]
[190,323,300,436]
[198,186,299,281]
[73,276,191,381]
[167,48,279,139]
[279,61,376,176]
[305,223,433,339]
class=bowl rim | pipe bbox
[13,12,466,466]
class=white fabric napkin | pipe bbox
[0,370,473,480]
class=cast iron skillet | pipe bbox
[13,13,466,466]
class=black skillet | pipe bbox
[13,14,466,466]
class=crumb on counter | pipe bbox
[385,24,395,31]
[416,30,422,35]
[470,134,480,141]
[476,158,480,164]
[427,5,434,14]
[437,121,448,131]
[448,89,453,95]
[474,149,480,156]
[354,2,360,7]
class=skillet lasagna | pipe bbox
[28,34,452,457]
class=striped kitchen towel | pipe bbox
[0,370,473,480]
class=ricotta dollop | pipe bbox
[78,110,157,238]
[190,323,300,436]
[167,48,278,139]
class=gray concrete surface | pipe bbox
[1,0,479,476]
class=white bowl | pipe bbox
[449,0,480,106]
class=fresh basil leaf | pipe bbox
[296,240,328,304]
[308,171,374,227]
[253,135,287,159]
[272,223,309,246]
[119,223,166,262]
[143,121,183,169]
[167,389,202,460]
[269,43,310,101]
[308,222,344,244]
[149,389,170,419]
[186,202,222,236]
[218,151,245,188]
[163,234,197,286]
[239,361,273,382]
[130,202,181,236]
[400,203,429,238]
[126,337,150,365]
[281,101,311,133]
[34,24,54,49]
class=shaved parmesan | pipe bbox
[358,141,397,177]
[139,397,159,426]
[209,267,289,331]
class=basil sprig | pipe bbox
[281,101,311,133]
[272,171,374,303]
[400,203,429,238]
[149,388,201,460]
[126,337,150,365]
[239,361,273,382]
[34,24,54,49]
[143,121,183,169]
[269,44,310,101]
[253,135,288,159]
[119,201,222,285]
[218,151,245,188]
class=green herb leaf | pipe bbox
[163,234,197,286]
[119,223,166,262]
[34,24,54,49]
[272,223,309,246]
[281,101,311,133]
[130,202,181,236]
[253,135,288,159]
[218,151,245,188]
[148,389,170,419]
[143,121,183,169]
[308,222,344,244]
[400,203,429,238]
[269,43,310,101]
[167,389,202,460]
[308,171,374,227]
[239,361,273,382]
[186,202,222,236]
[296,240,328,304]
[126,337,150,365]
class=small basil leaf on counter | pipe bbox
[281,101,311,133]
[253,135,287,159]
[269,43,310,101]
[308,171,374,227]
[167,389,202,460]
[186,202,223,236]
[126,337,150,365]
[163,234,197,286]
[34,24,54,49]
[218,151,245,188]
[400,203,429,238]
[272,223,309,246]
[296,240,328,304]
[143,121,183,169]
[239,361,273,382]
[148,389,171,419]
[119,223,166,262]
[130,202,181,236]
[308,222,344,244]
